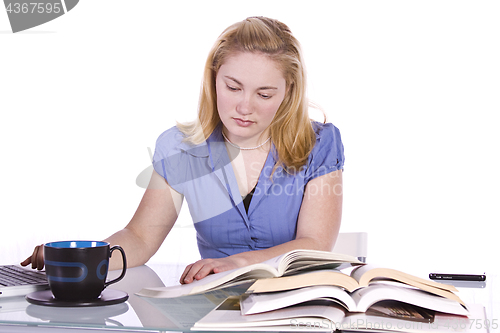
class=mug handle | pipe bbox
[104,245,127,288]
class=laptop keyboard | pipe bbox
[0,265,47,287]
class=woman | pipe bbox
[22,16,344,285]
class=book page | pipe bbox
[350,265,464,305]
[241,285,357,315]
[137,263,280,298]
[345,304,486,333]
[351,265,458,292]
[260,252,290,272]
[279,250,362,274]
[350,284,468,316]
[247,270,360,294]
[138,250,362,298]
[194,296,345,331]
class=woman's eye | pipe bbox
[227,85,239,91]
[259,93,272,99]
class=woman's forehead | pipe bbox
[217,52,286,86]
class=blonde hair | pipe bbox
[178,16,317,172]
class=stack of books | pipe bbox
[137,249,485,332]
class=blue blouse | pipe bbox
[152,122,344,259]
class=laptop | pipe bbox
[0,265,49,298]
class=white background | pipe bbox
[1,1,499,280]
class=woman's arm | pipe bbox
[21,170,183,271]
[180,169,342,283]
[105,170,183,270]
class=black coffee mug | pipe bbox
[44,241,127,301]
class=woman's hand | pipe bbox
[20,244,45,270]
[179,256,248,284]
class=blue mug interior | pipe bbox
[45,241,109,248]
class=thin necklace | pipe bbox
[222,131,271,150]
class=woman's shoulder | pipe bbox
[305,121,344,175]
[156,126,184,144]
[154,126,186,157]
[152,126,210,191]
[154,125,209,158]
[311,121,342,144]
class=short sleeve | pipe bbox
[152,127,189,194]
[152,126,211,195]
[304,122,345,183]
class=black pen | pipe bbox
[429,273,486,281]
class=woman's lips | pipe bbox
[233,118,254,127]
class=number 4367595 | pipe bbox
[6,3,62,14]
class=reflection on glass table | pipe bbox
[0,264,497,332]
[0,263,248,332]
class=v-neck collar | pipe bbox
[246,149,279,216]
[206,126,278,226]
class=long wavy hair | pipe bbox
[178,16,318,173]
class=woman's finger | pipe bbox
[20,256,31,267]
[179,263,194,284]
[181,259,216,284]
[20,244,45,270]
[192,261,217,281]
[35,244,44,270]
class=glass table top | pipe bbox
[0,264,496,332]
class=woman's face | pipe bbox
[215,52,287,147]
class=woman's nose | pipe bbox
[236,94,252,115]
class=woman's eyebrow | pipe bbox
[224,75,278,90]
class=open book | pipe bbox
[246,264,463,305]
[193,296,483,332]
[225,264,468,331]
[136,249,362,298]
[241,284,468,316]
